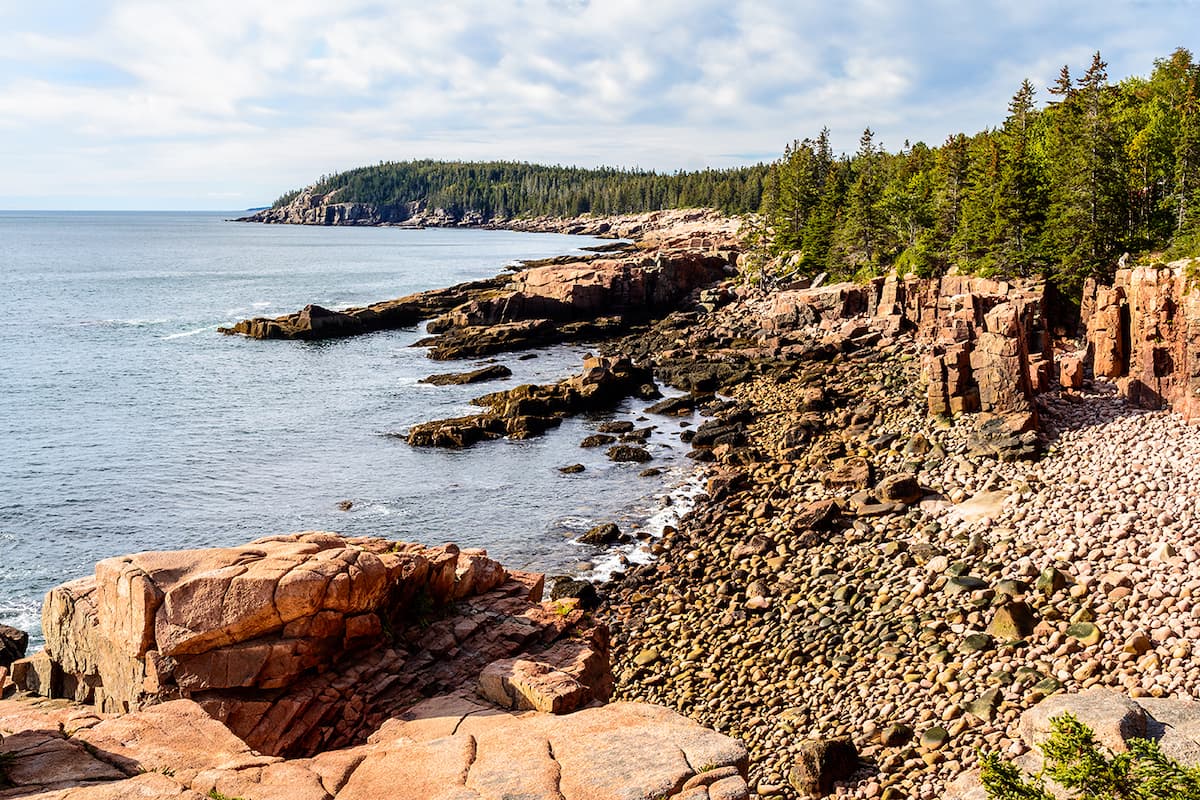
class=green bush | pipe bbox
[980,712,1200,799]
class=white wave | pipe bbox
[162,325,217,340]
[86,318,170,328]
[581,468,708,583]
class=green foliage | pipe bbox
[271,188,301,209]
[759,47,1200,297]
[980,712,1200,800]
[207,790,247,800]
[276,160,768,218]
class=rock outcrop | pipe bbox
[218,276,510,340]
[223,210,740,351]
[4,531,748,799]
[0,695,748,800]
[407,355,657,448]
[753,274,1050,429]
[1082,260,1200,420]
[13,533,611,757]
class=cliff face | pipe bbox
[759,274,1049,431]
[241,187,421,225]
[1083,260,1200,421]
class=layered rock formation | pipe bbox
[223,210,739,351]
[238,186,419,226]
[1082,260,1200,420]
[758,274,1050,429]
[13,533,611,757]
[217,276,509,340]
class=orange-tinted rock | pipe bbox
[1083,261,1200,419]
[19,534,618,759]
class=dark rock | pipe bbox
[792,499,841,531]
[646,395,700,416]
[580,523,622,546]
[638,468,662,477]
[580,434,617,448]
[420,364,513,386]
[788,738,858,796]
[0,624,28,668]
[549,578,600,610]
[879,724,913,747]
[607,445,652,463]
[558,464,586,474]
[876,473,923,505]
[337,500,353,511]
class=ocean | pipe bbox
[0,211,701,644]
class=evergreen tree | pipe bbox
[993,79,1047,276]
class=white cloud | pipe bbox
[0,0,1195,207]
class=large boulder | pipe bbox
[14,533,612,757]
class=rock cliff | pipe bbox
[1082,260,1200,420]
[14,533,612,756]
[3,534,749,799]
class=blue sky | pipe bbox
[0,0,1196,209]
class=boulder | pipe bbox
[875,473,923,505]
[16,533,612,758]
[0,624,27,667]
[607,445,652,463]
[580,523,622,546]
[419,364,513,386]
[787,738,858,796]
[1019,688,1147,755]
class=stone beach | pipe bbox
[606,364,1200,798]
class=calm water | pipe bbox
[0,212,699,644]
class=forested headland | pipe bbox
[272,161,768,219]
[271,48,1198,298]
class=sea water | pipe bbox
[0,211,700,644]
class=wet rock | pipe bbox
[550,577,600,610]
[581,434,617,447]
[581,523,622,546]
[558,463,586,474]
[607,445,652,463]
[420,363,513,385]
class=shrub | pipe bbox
[980,712,1200,799]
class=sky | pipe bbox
[0,0,1196,210]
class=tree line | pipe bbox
[759,48,1200,296]
[274,160,768,219]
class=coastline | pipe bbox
[11,204,1200,799]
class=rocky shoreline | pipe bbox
[7,202,1200,799]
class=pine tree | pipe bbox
[835,128,892,273]
[993,79,1047,276]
